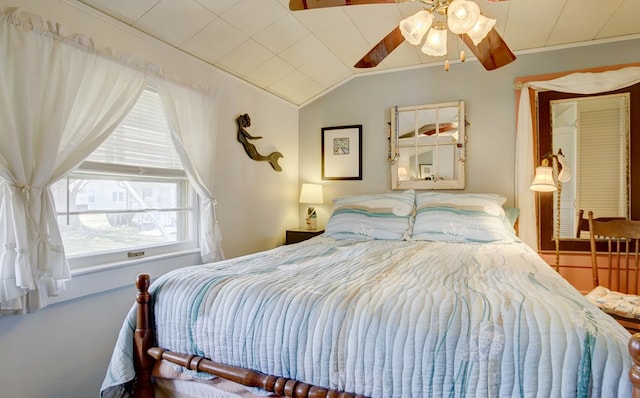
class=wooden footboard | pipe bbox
[630,333,640,397]
[132,273,366,398]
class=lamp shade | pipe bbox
[421,26,448,56]
[529,165,557,192]
[556,153,572,183]
[446,0,480,34]
[299,183,323,204]
[398,166,409,181]
[466,14,496,45]
[399,10,433,45]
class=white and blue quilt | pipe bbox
[101,237,632,397]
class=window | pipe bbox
[51,87,198,268]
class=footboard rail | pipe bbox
[132,273,367,398]
[147,347,366,398]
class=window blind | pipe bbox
[578,99,627,217]
[87,88,183,170]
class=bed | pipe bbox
[101,191,640,397]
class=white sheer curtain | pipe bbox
[154,79,224,263]
[515,66,640,249]
[0,10,146,314]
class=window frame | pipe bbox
[56,163,199,271]
[54,87,200,271]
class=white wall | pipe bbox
[0,1,298,397]
[0,283,134,397]
[0,253,204,398]
[298,38,640,228]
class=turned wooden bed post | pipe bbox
[134,273,155,398]
[630,334,640,397]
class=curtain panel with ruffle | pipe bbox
[0,8,222,314]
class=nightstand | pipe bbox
[285,228,324,244]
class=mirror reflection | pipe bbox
[552,94,630,239]
[390,101,466,190]
[536,81,639,252]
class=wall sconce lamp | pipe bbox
[299,183,323,230]
[530,149,572,271]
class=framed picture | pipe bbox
[321,125,362,180]
[420,164,433,180]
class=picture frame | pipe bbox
[321,125,362,180]
[420,164,433,180]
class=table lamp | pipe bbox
[299,183,323,230]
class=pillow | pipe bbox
[411,192,518,243]
[503,206,520,228]
[324,190,415,240]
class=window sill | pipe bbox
[48,249,202,306]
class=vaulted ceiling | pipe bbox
[78,0,640,106]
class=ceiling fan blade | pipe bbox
[459,27,516,71]
[419,123,458,136]
[399,123,458,138]
[289,0,398,11]
[354,26,404,68]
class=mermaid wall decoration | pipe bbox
[235,113,283,172]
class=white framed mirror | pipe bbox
[390,100,466,190]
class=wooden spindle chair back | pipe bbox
[577,209,626,239]
[588,211,640,295]
[577,209,589,238]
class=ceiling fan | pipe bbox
[289,0,516,71]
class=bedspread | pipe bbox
[101,237,632,397]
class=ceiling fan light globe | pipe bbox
[421,27,447,56]
[447,0,480,34]
[556,153,572,183]
[467,14,496,45]
[399,10,433,45]
[557,168,572,183]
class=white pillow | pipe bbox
[411,192,517,243]
[324,190,415,240]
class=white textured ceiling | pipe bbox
[78,0,640,106]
